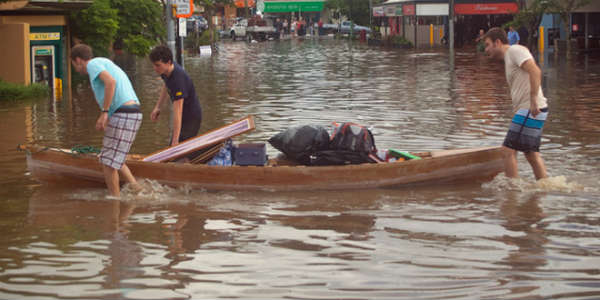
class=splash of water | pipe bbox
[120,179,195,203]
[482,174,585,193]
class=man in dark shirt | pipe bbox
[149,45,202,147]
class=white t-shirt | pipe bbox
[504,45,548,113]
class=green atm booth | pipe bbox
[30,26,65,100]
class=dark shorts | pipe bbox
[503,108,548,153]
[100,111,142,169]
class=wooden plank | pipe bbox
[143,116,255,163]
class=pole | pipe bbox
[430,24,433,46]
[369,0,372,28]
[449,0,454,51]
[166,0,176,62]
[539,26,544,53]
[585,12,589,50]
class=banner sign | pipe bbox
[454,3,518,15]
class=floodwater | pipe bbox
[1,38,600,299]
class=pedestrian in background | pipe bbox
[507,26,520,46]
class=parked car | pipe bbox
[229,16,279,42]
[187,15,208,34]
[317,20,371,35]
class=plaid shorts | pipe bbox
[503,108,548,153]
[100,112,142,169]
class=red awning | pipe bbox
[455,3,518,15]
[234,0,255,8]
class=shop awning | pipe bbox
[258,0,324,13]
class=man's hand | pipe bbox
[151,107,161,121]
[530,96,540,117]
[96,112,109,131]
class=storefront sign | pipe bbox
[234,0,256,8]
[402,4,415,16]
[454,3,518,15]
[384,5,398,17]
[261,0,324,13]
[29,32,60,41]
[417,3,448,16]
[373,6,384,17]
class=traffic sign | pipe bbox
[174,0,193,18]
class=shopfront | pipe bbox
[0,0,91,101]
[453,0,517,47]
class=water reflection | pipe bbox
[1,39,600,299]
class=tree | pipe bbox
[508,0,551,51]
[109,0,165,56]
[69,0,119,57]
[548,0,591,56]
[325,0,372,27]
[70,0,164,57]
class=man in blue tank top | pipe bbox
[149,45,203,148]
[71,44,143,197]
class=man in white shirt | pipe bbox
[483,27,549,180]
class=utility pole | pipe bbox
[166,0,176,62]
[449,0,454,51]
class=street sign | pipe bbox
[179,18,187,37]
[174,0,193,18]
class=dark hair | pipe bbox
[71,44,93,61]
[149,45,173,64]
[482,27,508,45]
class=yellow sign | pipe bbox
[30,32,60,41]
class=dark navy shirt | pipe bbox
[161,63,202,141]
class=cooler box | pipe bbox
[234,143,267,166]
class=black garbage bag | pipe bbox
[268,125,330,164]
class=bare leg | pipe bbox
[103,165,120,197]
[502,146,519,178]
[524,151,548,180]
[119,164,142,192]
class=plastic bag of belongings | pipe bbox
[268,122,380,165]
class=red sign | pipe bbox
[572,24,579,31]
[402,4,415,16]
[454,3,518,15]
[234,0,255,8]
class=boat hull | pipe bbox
[24,146,505,191]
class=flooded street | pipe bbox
[1,38,600,299]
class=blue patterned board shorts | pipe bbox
[503,108,548,153]
[100,112,142,169]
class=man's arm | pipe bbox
[151,85,169,121]
[521,58,542,116]
[96,70,116,130]
[171,99,184,146]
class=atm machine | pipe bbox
[31,45,58,100]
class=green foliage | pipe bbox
[185,29,215,50]
[69,0,119,57]
[392,35,412,47]
[0,79,48,101]
[70,0,164,57]
[325,0,372,27]
[110,0,165,56]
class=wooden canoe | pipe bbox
[22,145,505,191]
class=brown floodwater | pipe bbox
[1,39,599,299]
